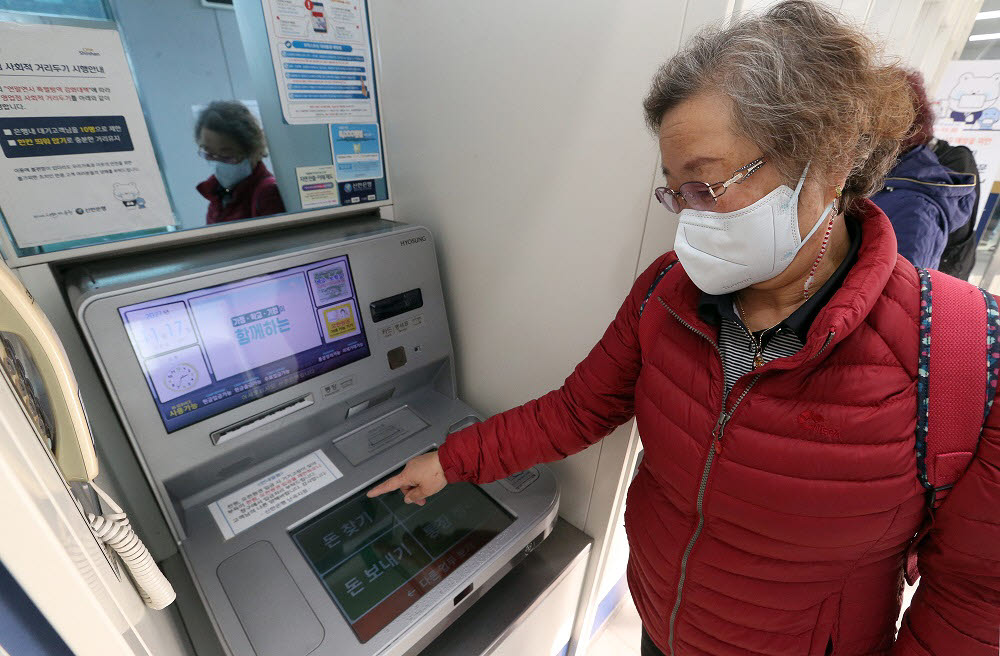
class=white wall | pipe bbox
[373,2,734,653]
[374,0,680,531]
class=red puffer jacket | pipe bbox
[438,200,1000,655]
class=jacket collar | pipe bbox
[658,199,900,369]
[697,218,862,342]
[888,145,978,191]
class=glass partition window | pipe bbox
[0,0,107,20]
[0,0,389,256]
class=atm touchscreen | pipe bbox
[116,255,370,432]
[291,474,514,643]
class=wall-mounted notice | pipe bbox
[260,0,378,125]
[295,164,339,208]
[932,60,1000,226]
[0,23,173,248]
[331,123,383,181]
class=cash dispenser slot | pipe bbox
[211,394,314,445]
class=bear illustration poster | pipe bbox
[933,60,1000,226]
[0,23,172,248]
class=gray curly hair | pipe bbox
[643,0,914,209]
[194,100,268,162]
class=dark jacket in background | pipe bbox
[932,139,981,279]
[870,144,977,270]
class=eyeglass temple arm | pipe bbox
[734,158,765,182]
[713,158,766,195]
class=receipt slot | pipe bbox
[67,218,559,656]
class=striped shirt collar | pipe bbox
[698,217,862,341]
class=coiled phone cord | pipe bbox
[87,482,176,610]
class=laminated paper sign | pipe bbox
[260,0,378,125]
[331,123,383,181]
[0,23,173,247]
[296,164,340,209]
[209,450,343,539]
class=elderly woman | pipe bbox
[370,2,1000,654]
[195,100,285,224]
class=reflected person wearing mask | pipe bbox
[195,100,286,224]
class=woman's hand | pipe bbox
[366,451,447,506]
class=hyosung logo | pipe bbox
[400,236,427,247]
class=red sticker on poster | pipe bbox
[304,0,313,9]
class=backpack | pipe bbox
[639,261,1000,584]
[932,139,981,279]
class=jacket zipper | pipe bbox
[882,175,977,189]
[660,298,762,655]
[809,330,836,361]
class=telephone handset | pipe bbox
[0,261,175,610]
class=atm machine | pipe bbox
[66,217,560,656]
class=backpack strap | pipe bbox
[905,267,1000,584]
[915,268,998,506]
[638,259,678,318]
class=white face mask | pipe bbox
[673,163,835,295]
[214,159,253,189]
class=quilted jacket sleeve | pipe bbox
[884,193,950,269]
[436,256,672,485]
[891,393,1000,654]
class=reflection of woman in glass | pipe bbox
[195,100,286,224]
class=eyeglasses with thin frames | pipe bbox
[197,147,244,165]
[654,157,766,213]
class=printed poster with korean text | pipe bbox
[0,23,172,248]
[932,60,1000,226]
[260,0,378,125]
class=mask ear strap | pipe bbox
[794,161,812,195]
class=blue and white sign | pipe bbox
[331,123,383,181]
[260,0,378,125]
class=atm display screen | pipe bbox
[118,255,370,433]
[290,476,514,643]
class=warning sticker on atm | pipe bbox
[321,300,360,341]
[208,450,342,540]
